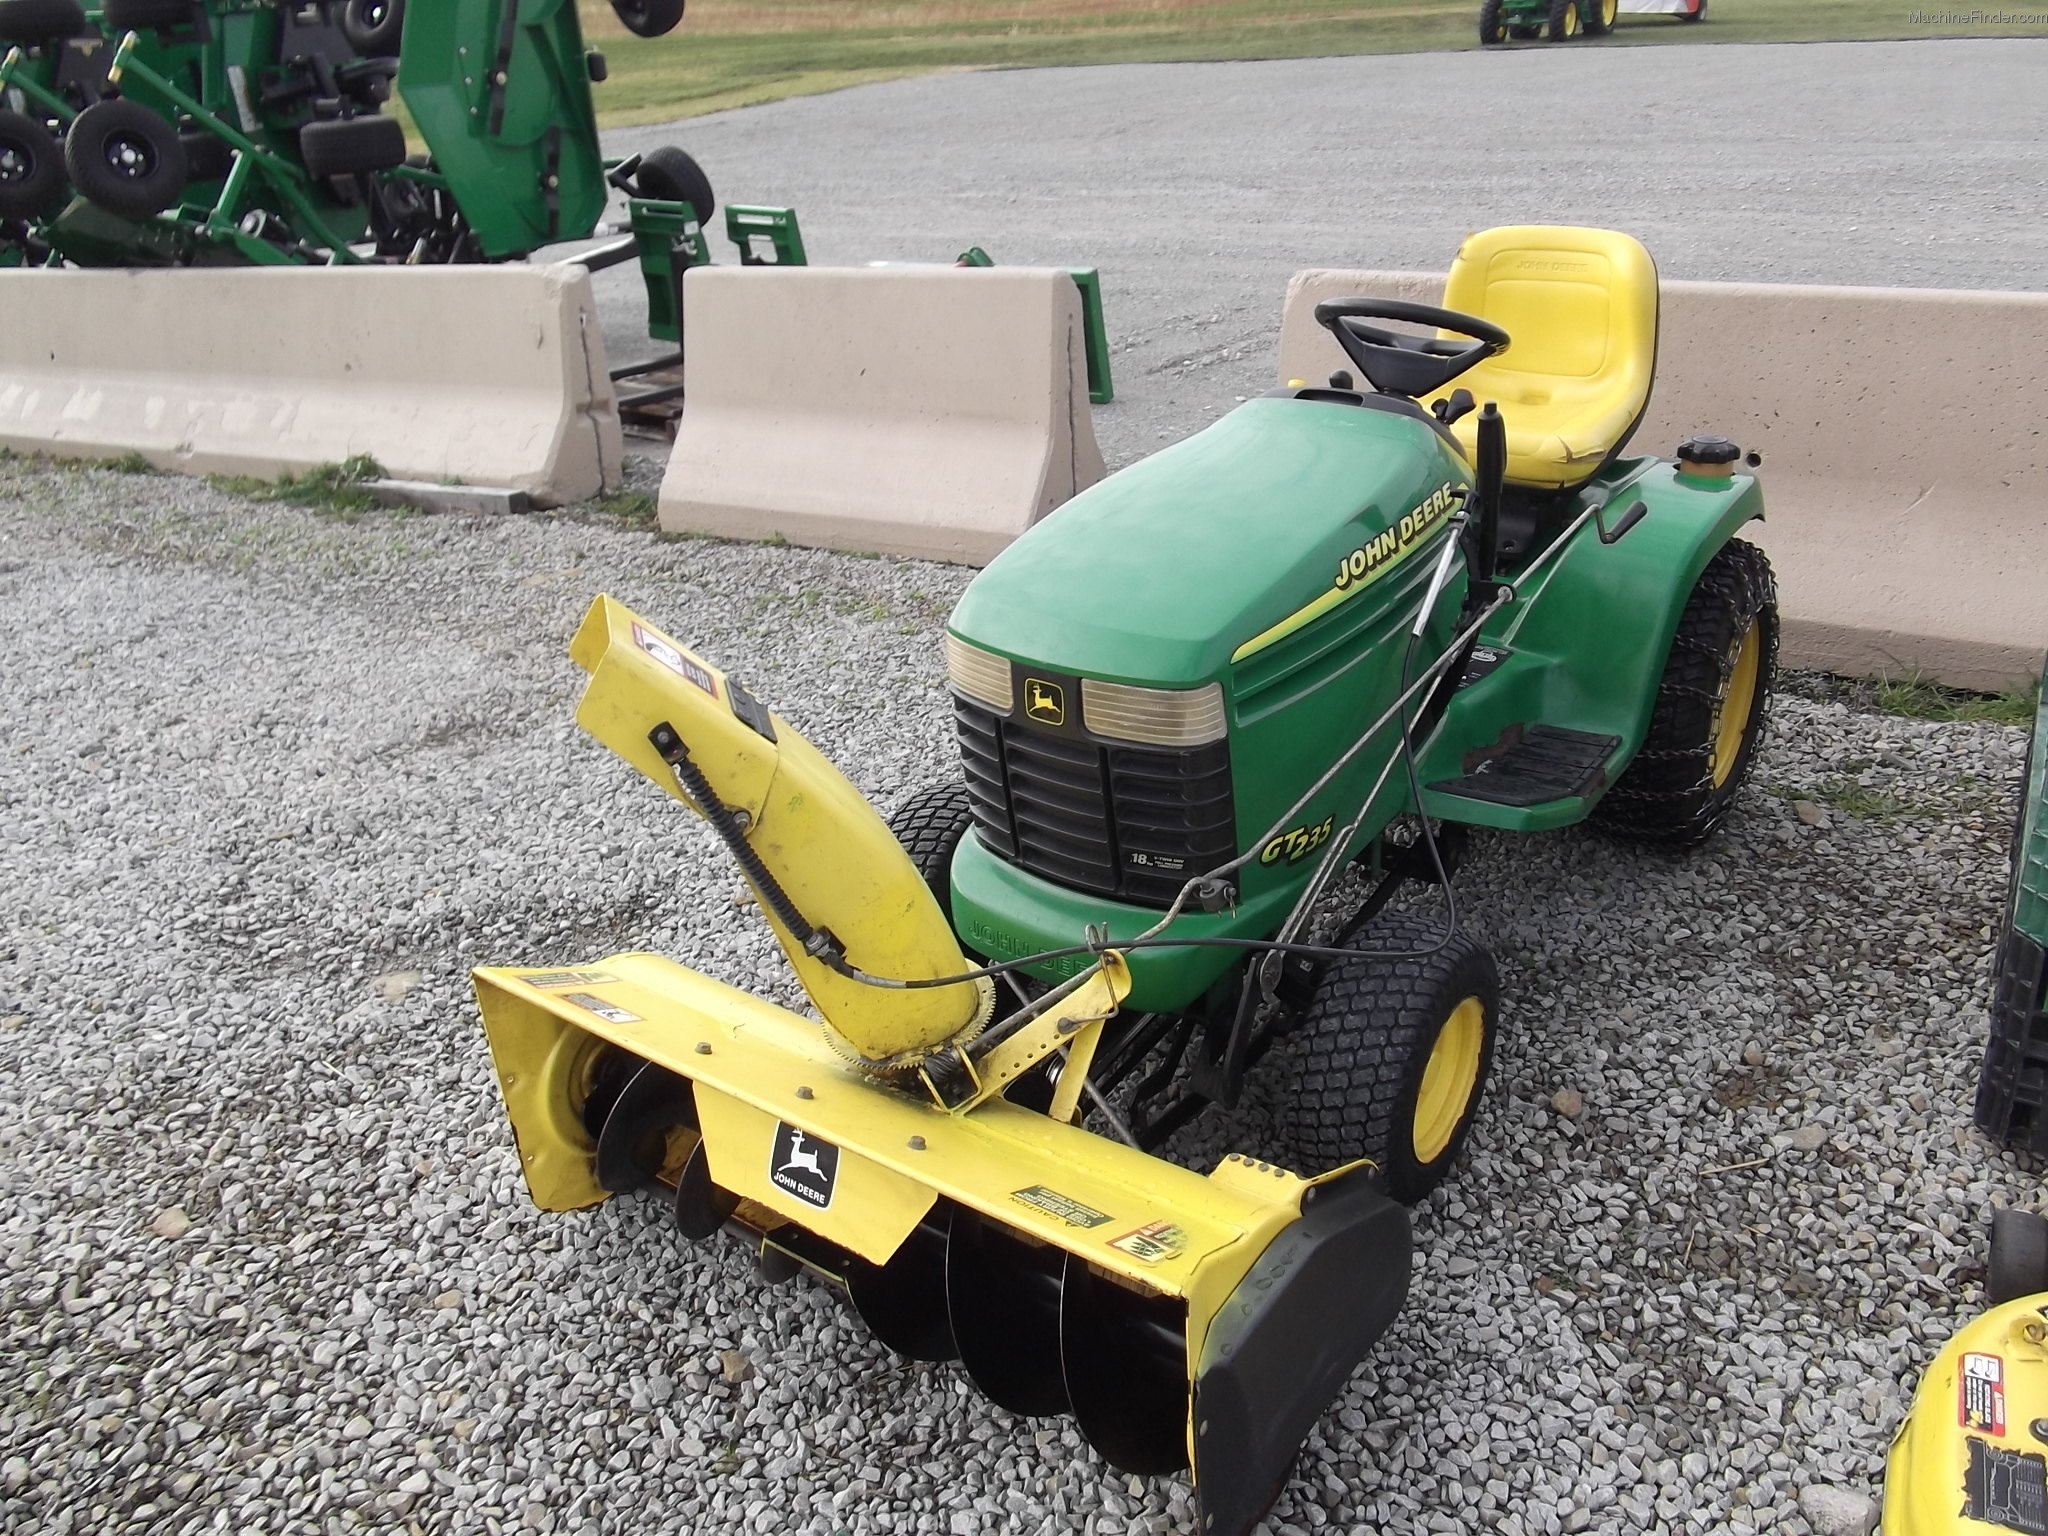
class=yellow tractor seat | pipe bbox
[1425,226,1659,492]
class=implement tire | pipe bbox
[0,0,87,44]
[634,144,714,225]
[610,0,685,37]
[64,99,185,220]
[299,115,407,179]
[0,109,65,219]
[1282,911,1500,1204]
[1989,1207,2048,1306]
[1593,537,1777,846]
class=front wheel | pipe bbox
[1478,0,1507,43]
[1546,0,1582,39]
[1584,0,1617,33]
[888,782,975,920]
[1279,911,1500,1204]
[1593,537,1777,846]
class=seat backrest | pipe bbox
[1438,226,1659,485]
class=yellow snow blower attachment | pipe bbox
[474,596,1412,1535]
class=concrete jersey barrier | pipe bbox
[0,264,622,507]
[659,265,1105,564]
[1279,269,2048,691]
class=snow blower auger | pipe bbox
[474,596,1414,1536]
[480,227,1782,1527]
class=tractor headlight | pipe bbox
[1081,679,1226,748]
[945,634,1013,712]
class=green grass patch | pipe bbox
[109,451,154,475]
[590,488,660,530]
[209,454,387,520]
[1877,672,2040,729]
[571,0,2048,127]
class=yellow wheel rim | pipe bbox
[1413,996,1486,1164]
[1710,619,1762,788]
[1600,0,1617,21]
[1564,2,1579,31]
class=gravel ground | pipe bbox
[2,453,2040,1536]
[579,38,2048,468]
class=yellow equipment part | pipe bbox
[475,596,1417,1536]
[568,594,987,1066]
[1885,1294,2048,1534]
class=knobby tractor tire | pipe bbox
[1975,679,2047,1148]
[611,0,686,38]
[64,98,185,221]
[888,782,976,922]
[0,109,66,220]
[1478,0,1507,44]
[1285,911,1501,1205]
[1593,537,1778,846]
[1988,1207,2048,1306]
[0,0,87,45]
[1546,0,1581,39]
[1584,0,1617,33]
[299,115,407,179]
[634,144,715,226]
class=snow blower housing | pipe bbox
[477,227,1780,1531]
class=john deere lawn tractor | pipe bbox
[476,226,1779,1531]
[0,0,714,271]
[1974,669,2048,1154]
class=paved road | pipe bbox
[577,37,2048,468]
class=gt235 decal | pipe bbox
[1332,481,1463,592]
[1261,816,1334,866]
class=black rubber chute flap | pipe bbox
[1191,1172,1411,1536]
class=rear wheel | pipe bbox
[1546,0,1581,38]
[1478,0,1507,43]
[64,99,185,220]
[1584,0,1617,33]
[1593,537,1777,846]
[1281,911,1499,1204]
[1989,1207,2048,1305]
[0,109,65,220]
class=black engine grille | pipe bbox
[954,696,1237,906]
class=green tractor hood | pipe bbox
[950,397,1469,684]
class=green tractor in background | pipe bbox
[0,0,725,280]
[1973,669,2048,1153]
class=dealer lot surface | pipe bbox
[4,36,2046,1536]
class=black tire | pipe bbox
[0,0,86,45]
[1546,0,1581,38]
[0,109,66,220]
[100,0,195,29]
[179,129,232,184]
[339,0,404,55]
[1583,0,1616,33]
[1478,0,1507,43]
[1281,911,1500,1204]
[1593,538,1778,846]
[888,783,975,921]
[1989,1207,2048,1305]
[633,144,714,225]
[299,115,407,179]
[611,0,685,37]
[64,99,185,220]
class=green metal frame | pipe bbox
[725,203,806,265]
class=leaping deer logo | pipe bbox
[779,1130,825,1183]
[1024,679,1065,725]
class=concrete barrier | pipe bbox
[0,264,622,507]
[659,266,1105,564]
[1279,270,2048,691]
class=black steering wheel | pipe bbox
[1312,298,1510,401]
